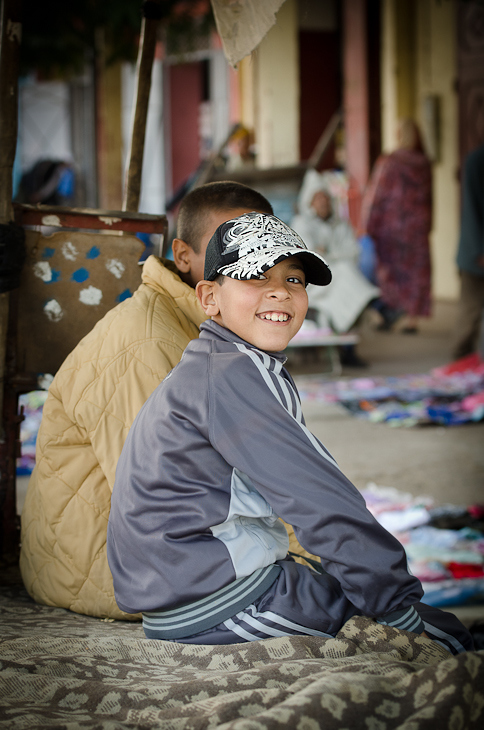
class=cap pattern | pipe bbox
[218,214,307,280]
[204,212,331,286]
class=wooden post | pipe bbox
[0,0,22,559]
[0,0,20,224]
[0,0,21,432]
[122,2,162,212]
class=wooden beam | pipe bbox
[122,2,162,212]
[307,110,343,170]
[13,204,168,238]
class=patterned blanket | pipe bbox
[1,578,484,729]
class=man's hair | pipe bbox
[176,181,273,253]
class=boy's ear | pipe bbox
[171,238,191,273]
[196,281,220,316]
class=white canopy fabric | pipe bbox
[211,0,286,66]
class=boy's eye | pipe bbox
[287,276,305,285]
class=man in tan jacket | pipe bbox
[20,182,277,619]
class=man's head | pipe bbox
[196,212,331,352]
[172,182,273,287]
[311,190,332,221]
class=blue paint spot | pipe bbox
[71,268,90,283]
[42,247,55,259]
[86,246,100,260]
[116,289,132,303]
[48,269,61,283]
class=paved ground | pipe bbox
[288,300,484,626]
[288,299,484,507]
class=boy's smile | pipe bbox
[198,256,308,352]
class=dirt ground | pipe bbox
[288,299,484,627]
[288,299,484,507]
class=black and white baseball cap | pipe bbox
[204,212,332,286]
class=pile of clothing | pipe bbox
[17,390,49,475]
[363,483,484,608]
[295,353,484,426]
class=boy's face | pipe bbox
[175,207,257,288]
[198,256,308,352]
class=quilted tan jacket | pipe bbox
[20,256,207,619]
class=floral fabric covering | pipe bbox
[362,484,484,610]
[1,573,484,729]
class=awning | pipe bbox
[211,0,286,66]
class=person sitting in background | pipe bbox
[291,169,379,367]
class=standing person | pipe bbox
[452,143,484,360]
[362,119,433,333]
[107,212,472,654]
[20,182,277,620]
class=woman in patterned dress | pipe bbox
[362,119,433,333]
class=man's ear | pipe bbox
[196,281,220,316]
[172,238,191,273]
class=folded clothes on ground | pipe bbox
[295,354,484,426]
[362,483,484,608]
[17,390,48,475]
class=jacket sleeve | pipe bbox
[74,339,184,490]
[208,353,424,620]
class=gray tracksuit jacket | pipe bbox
[107,320,423,630]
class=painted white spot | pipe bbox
[7,21,22,43]
[44,299,63,322]
[42,215,61,227]
[62,241,78,261]
[79,286,102,306]
[99,216,122,226]
[33,261,52,282]
[106,259,125,279]
[38,373,54,390]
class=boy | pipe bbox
[107,212,472,652]
[20,182,275,620]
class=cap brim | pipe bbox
[218,248,332,286]
[289,251,332,286]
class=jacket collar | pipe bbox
[141,256,206,328]
[199,319,288,365]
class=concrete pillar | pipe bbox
[343,0,370,194]
[254,0,299,168]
